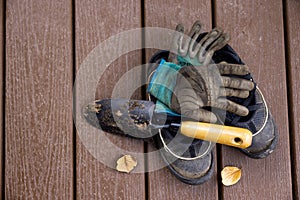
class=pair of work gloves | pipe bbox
[148,21,255,123]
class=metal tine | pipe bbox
[168,24,184,63]
[202,33,230,66]
[197,27,223,64]
[178,21,202,57]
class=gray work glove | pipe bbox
[148,21,254,123]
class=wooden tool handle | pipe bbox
[180,121,252,149]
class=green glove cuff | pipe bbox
[147,59,181,108]
[154,100,181,117]
[147,57,202,116]
[177,55,202,67]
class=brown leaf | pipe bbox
[221,166,241,186]
[116,155,137,173]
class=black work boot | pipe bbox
[213,44,278,158]
[148,38,278,159]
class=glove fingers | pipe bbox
[188,20,202,38]
[220,88,250,98]
[175,23,185,33]
[178,21,202,57]
[202,33,230,65]
[188,22,203,58]
[213,98,249,116]
[182,108,218,123]
[168,24,185,63]
[215,62,251,75]
[198,28,230,65]
[222,76,255,91]
[197,28,223,63]
[207,32,230,52]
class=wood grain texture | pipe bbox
[144,1,219,199]
[75,0,145,199]
[215,0,292,199]
[5,0,73,199]
[0,0,3,198]
[285,0,300,198]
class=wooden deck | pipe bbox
[2,0,300,199]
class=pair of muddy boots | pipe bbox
[84,22,278,185]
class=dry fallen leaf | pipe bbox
[116,155,137,173]
[221,166,241,186]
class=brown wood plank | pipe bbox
[144,1,219,199]
[215,0,293,199]
[285,0,300,198]
[5,0,73,199]
[75,0,145,199]
[0,0,3,198]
